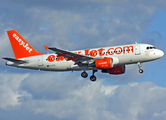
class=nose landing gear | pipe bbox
[138,62,143,73]
[139,69,143,73]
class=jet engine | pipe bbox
[89,57,120,69]
[94,58,113,69]
[101,65,125,75]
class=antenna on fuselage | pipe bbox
[135,41,138,44]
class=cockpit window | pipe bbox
[146,46,156,50]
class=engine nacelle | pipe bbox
[95,58,113,69]
[101,65,125,75]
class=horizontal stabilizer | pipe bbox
[3,57,28,64]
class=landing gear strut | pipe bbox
[90,70,98,82]
[138,62,143,73]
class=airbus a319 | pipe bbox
[3,30,164,81]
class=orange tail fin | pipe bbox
[7,30,43,59]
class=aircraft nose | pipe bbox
[158,50,164,58]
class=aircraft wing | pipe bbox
[44,46,93,63]
[3,57,28,64]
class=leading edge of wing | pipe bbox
[44,46,93,61]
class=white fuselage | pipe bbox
[6,43,164,71]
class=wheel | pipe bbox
[90,75,97,82]
[139,69,143,73]
[81,71,88,78]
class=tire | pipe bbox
[90,75,97,82]
[81,71,88,78]
[139,69,143,73]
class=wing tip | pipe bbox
[44,45,49,50]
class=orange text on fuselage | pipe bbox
[78,46,134,57]
[46,46,134,62]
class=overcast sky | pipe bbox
[0,0,166,120]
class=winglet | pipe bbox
[44,45,49,50]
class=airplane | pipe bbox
[3,30,164,81]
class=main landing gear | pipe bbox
[81,70,98,82]
[138,62,143,73]
[81,66,88,78]
[81,71,88,78]
[90,70,98,82]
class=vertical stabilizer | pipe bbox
[7,30,42,59]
